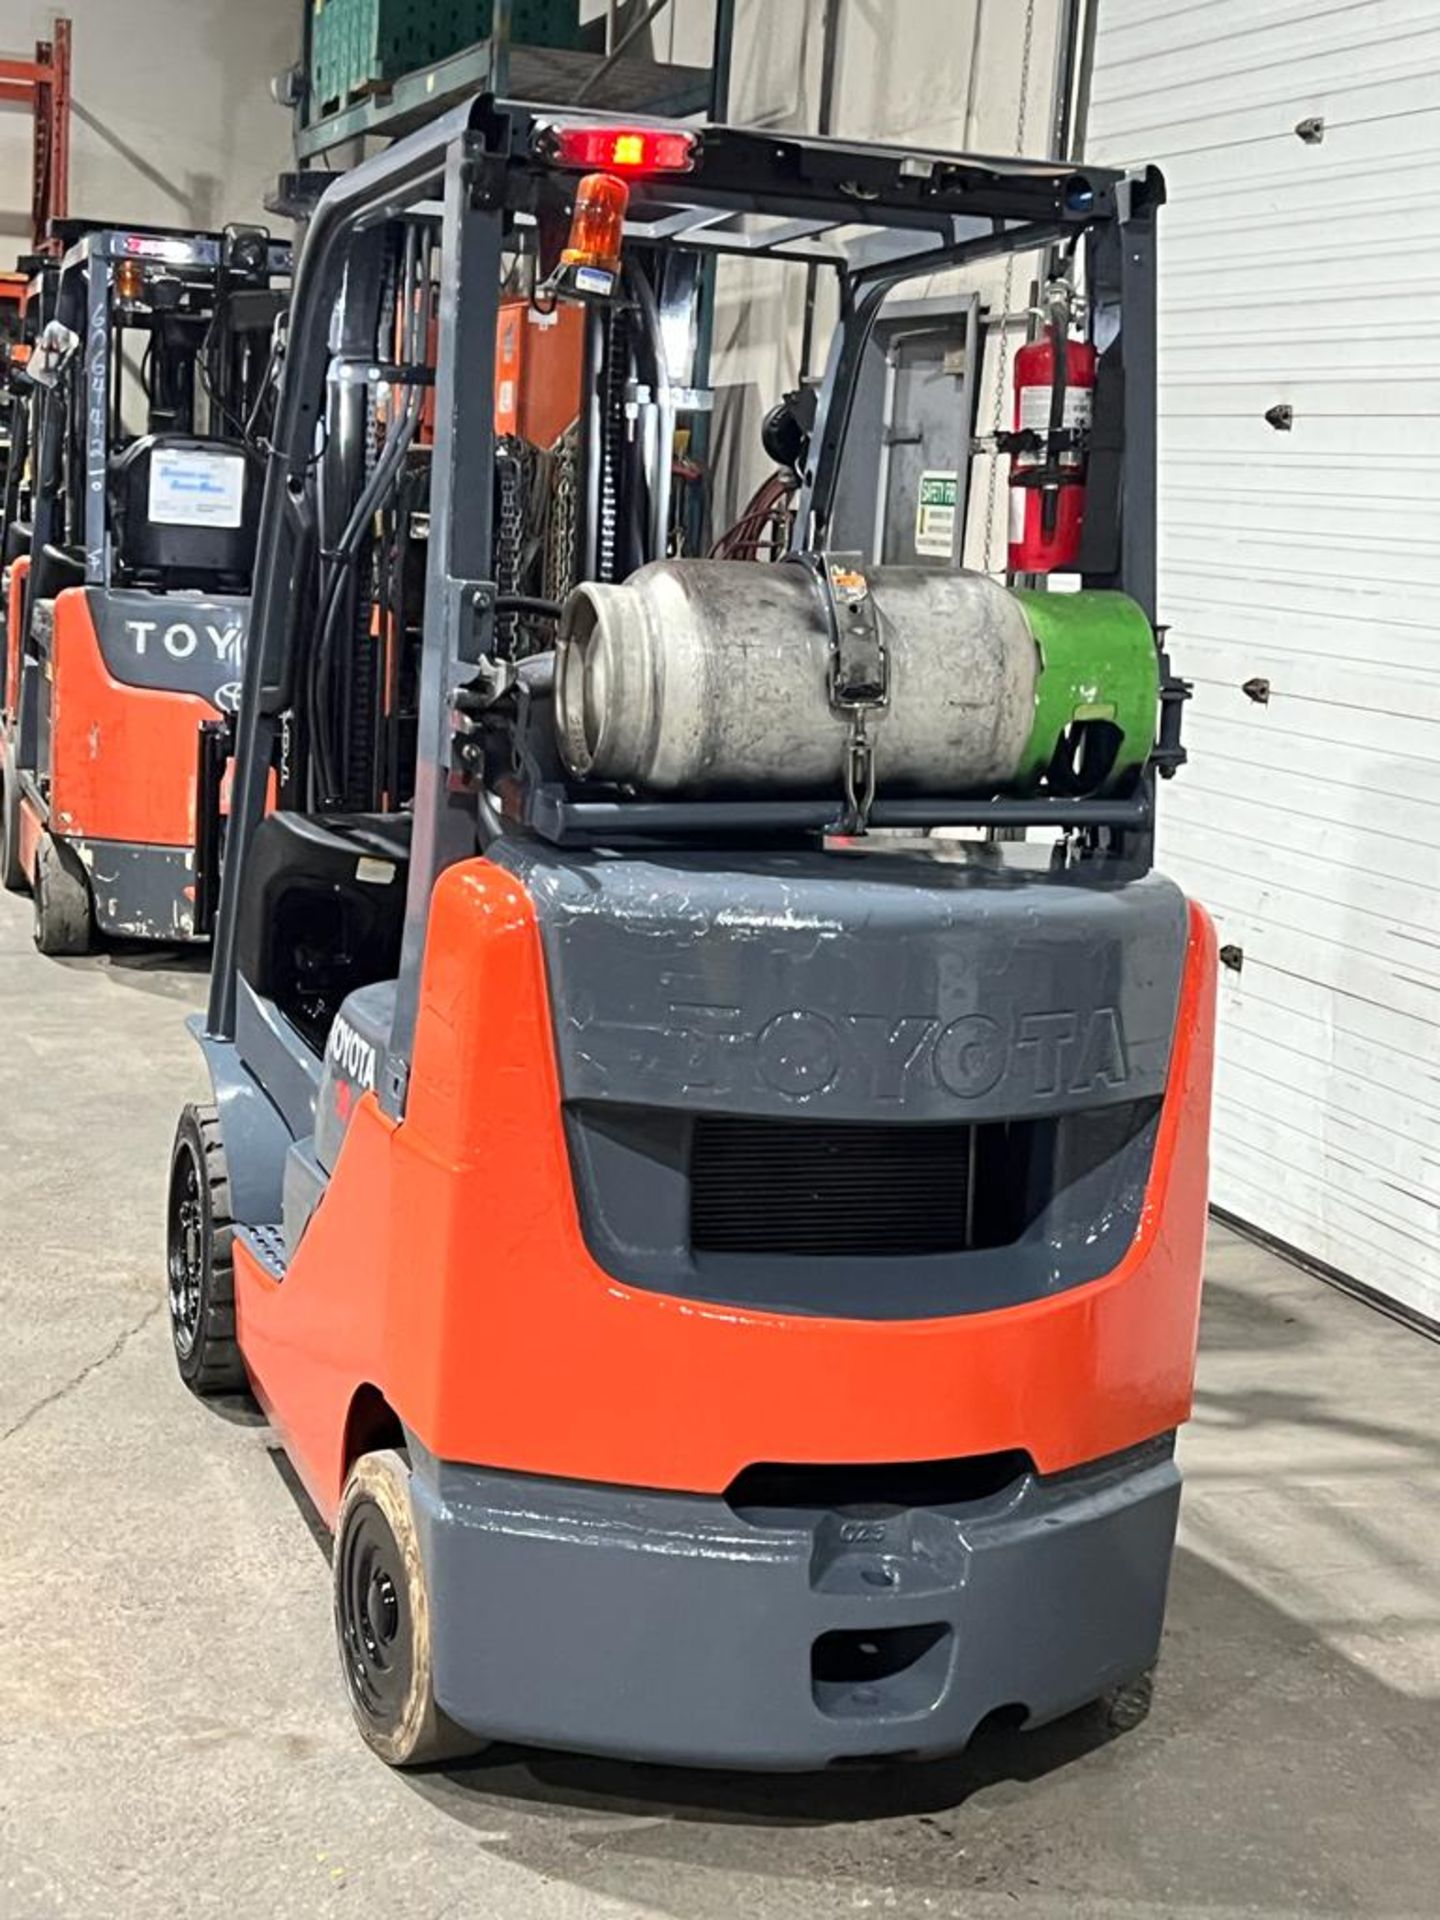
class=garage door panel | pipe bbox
[1172,610,1439,679]
[1214,1037,1440,1180]
[1179,763,1438,858]
[1166,204,1440,273]
[1209,959,1440,1083]
[1172,639,1440,719]
[1210,1157,1440,1326]
[1161,535,1440,595]
[1096,0,1440,70]
[1177,668,1440,759]
[1210,1130,1440,1267]
[1177,897,1440,1033]
[1160,376,1440,420]
[1160,112,1440,195]
[1161,415,1437,463]
[1157,865,1439,1018]
[1092,63,1440,153]
[1181,714,1440,814]
[1164,537,1440,600]
[1163,776,1440,888]
[1163,461,1437,516]
[1162,823,1439,949]
[1164,287,1440,338]
[1166,333,1440,378]
[1161,564,1440,645]
[1092,0,1440,1323]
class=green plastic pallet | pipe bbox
[309,0,596,114]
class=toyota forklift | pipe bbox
[165,98,1215,1771]
[0,221,290,951]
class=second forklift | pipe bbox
[0,221,289,951]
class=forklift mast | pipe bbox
[34,223,291,584]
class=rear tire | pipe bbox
[167,1103,247,1395]
[333,1449,486,1768]
[32,830,93,954]
[1,744,27,893]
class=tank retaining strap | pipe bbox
[1013,589,1160,794]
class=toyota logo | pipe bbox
[214,681,243,714]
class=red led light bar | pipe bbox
[547,124,697,175]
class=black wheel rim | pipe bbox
[337,1498,414,1730]
[167,1141,205,1359]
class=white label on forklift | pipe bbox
[1018,385,1093,433]
[354,857,396,886]
[147,447,246,529]
[915,469,958,557]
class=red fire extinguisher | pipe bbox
[1008,285,1095,574]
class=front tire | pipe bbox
[0,743,26,893]
[333,1449,486,1768]
[32,830,93,954]
[167,1103,247,1395]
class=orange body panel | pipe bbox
[235,859,1217,1526]
[494,305,522,436]
[495,300,585,449]
[48,587,209,847]
[4,551,28,719]
[16,784,42,881]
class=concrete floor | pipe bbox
[1,885,1437,1920]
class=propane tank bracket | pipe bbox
[790,551,890,833]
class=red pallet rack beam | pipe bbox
[0,16,72,250]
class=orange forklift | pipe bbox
[0,222,289,951]
[165,98,1214,1770]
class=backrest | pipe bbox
[109,435,260,591]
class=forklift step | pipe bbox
[239,1223,287,1281]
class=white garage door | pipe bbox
[1085,0,1440,1330]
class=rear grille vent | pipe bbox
[690,1116,975,1256]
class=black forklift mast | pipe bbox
[208,96,1168,1109]
[35,224,292,582]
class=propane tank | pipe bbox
[557,561,1038,796]
[1009,281,1096,575]
[555,559,1160,802]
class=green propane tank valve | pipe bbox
[1012,589,1160,797]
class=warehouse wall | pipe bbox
[676,0,1076,551]
[0,0,299,266]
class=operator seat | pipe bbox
[2,521,29,567]
[233,812,413,1053]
